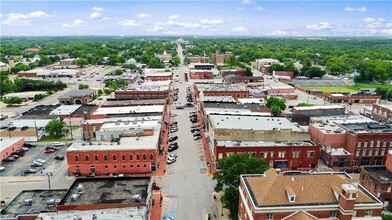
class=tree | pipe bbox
[382,214,392,220]
[114,69,124,75]
[78,84,89,90]
[304,66,326,78]
[116,56,126,64]
[266,97,286,111]
[271,104,281,116]
[296,102,315,107]
[225,55,238,68]
[76,58,89,68]
[245,67,253,77]
[45,119,67,137]
[213,153,268,220]
[3,97,23,105]
[172,56,181,67]
[39,55,51,66]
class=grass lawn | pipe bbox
[300,83,392,93]
[219,65,241,70]
[39,136,73,142]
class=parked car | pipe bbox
[20,126,29,131]
[10,154,20,159]
[7,126,16,131]
[191,128,200,133]
[44,149,56,154]
[0,125,8,130]
[55,155,65,160]
[23,168,37,174]
[152,182,161,190]
[353,168,361,173]
[53,142,64,146]
[0,167,5,172]
[0,115,8,120]
[3,157,16,162]
[167,157,176,164]
[31,163,43,167]
[169,153,177,159]
[11,151,24,157]
[176,106,184,109]
[24,143,36,148]
[168,136,178,142]
[35,159,46,164]
[45,146,59,151]
[193,135,202,140]
[168,145,178,152]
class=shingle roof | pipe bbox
[58,89,96,99]
[282,211,318,220]
[243,168,375,207]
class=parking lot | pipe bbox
[1,142,68,177]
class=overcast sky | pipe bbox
[1,0,391,36]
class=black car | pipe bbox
[168,145,179,152]
[55,155,65,160]
[176,106,184,109]
[24,143,36,148]
[191,128,200,133]
[169,136,178,142]
[21,126,29,131]
[0,125,8,130]
[7,126,16,131]
[45,146,60,151]
[3,157,16,162]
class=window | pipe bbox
[289,196,295,202]
[364,142,368,147]
[330,211,337,218]
[248,152,256,157]
[278,152,285,158]
[144,164,147,167]
[355,150,360,156]
[260,152,267,158]
[307,151,314,158]
[130,154,133,160]
[113,155,117,161]
[292,151,300,158]
[383,140,387,147]
[137,164,140,167]
[130,165,133,168]
[123,165,126,168]
[122,155,125,160]
[370,141,374,147]
[357,141,362,147]
[136,154,140,160]
[74,155,79,161]
[390,140,392,147]
[375,149,379,156]
[95,155,99,161]
[143,154,147,160]
[381,149,386,156]
[150,154,153,160]
[365,210,372,217]
[105,165,108,168]
[376,141,381,147]
[85,155,89,161]
[114,165,117,168]
[368,149,373,156]
[362,150,367,156]
[104,155,108,161]
[270,152,274,158]
[266,214,273,220]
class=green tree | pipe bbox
[266,97,286,111]
[245,67,253,77]
[304,66,326,78]
[117,56,126,64]
[0,71,14,97]
[382,214,392,220]
[76,58,89,68]
[115,69,124,75]
[213,153,268,220]
[172,56,181,67]
[271,104,281,116]
[296,102,315,107]
[225,55,238,68]
[45,119,67,137]
[39,55,51,66]
[3,97,23,105]
[78,84,89,90]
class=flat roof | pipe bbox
[104,98,166,106]
[58,89,96,99]
[0,137,24,152]
[49,104,81,115]
[324,147,352,156]
[84,116,162,124]
[0,189,67,217]
[67,131,159,151]
[3,91,46,99]
[201,96,236,102]
[92,105,164,115]
[209,115,303,131]
[72,105,97,115]
[37,207,148,220]
[363,166,392,183]
[22,105,60,117]
[294,105,345,111]
[197,84,248,91]
[374,103,392,111]
[206,109,271,116]
[341,123,392,133]
[217,140,314,147]
[237,98,262,104]
[8,119,52,128]
[60,177,150,206]
[310,115,375,124]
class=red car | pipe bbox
[44,149,56,154]
[152,182,161,190]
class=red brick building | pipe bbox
[145,73,173,81]
[212,50,230,65]
[273,71,294,79]
[0,138,25,161]
[187,56,210,63]
[360,150,392,210]
[114,89,169,100]
[262,85,296,95]
[239,169,383,220]
[326,93,381,104]
[58,89,96,105]
[194,84,250,99]
[189,70,213,79]
[215,140,319,170]
[224,75,264,85]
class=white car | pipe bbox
[167,156,177,164]
[53,142,64,146]
[168,153,177,160]
[35,159,46,164]
[0,167,5,172]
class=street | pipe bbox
[160,43,218,219]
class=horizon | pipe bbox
[1,0,391,36]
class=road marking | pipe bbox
[197,162,205,169]
[162,196,177,219]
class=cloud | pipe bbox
[138,13,151,18]
[380,29,392,35]
[89,6,104,19]
[200,19,223,25]
[232,26,247,32]
[363,17,375,23]
[117,19,141,27]
[62,19,86,28]
[2,11,49,26]
[271,30,287,36]
[166,20,200,28]
[344,7,367,12]
[92,7,104,12]
[148,26,164,32]
[241,0,252,4]
[362,17,388,28]
[254,6,265,11]
[168,14,179,20]
[306,22,334,30]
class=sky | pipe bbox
[1,0,391,36]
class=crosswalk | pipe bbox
[162,196,177,219]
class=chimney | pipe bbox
[338,184,358,220]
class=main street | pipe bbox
[160,43,218,219]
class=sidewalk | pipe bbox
[211,191,231,220]
[150,191,163,220]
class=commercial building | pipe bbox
[18,69,82,78]
[187,56,210,63]
[60,58,76,67]
[89,105,165,120]
[58,89,96,105]
[259,85,296,95]
[371,103,392,123]
[360,150,392,210]
[0,189,67,219]
[190,63,215,70]
[144,68,173,81]
[326,93,381,104]
[224,75,264,85]
[194,83,250,99]
[290,106,347,125]
[0,138,25,161]
[114,81,171,100]
[256,58,281,73]
[189,70,214,79]
[239,169,383,220]
[273,71,294,79]
[212,50,231,65]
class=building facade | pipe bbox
[0,138,25,161]
[273,71,294,79]
[239,169,383,220]
[189,70,214,79]
[114,89,169,100]
[58,89,96,105]
[371,104,392,123]
[212,51,230,65]
[326,93,381,104]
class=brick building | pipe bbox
[189,70,213,79]
[187,56,210,63]
[239,169,383,220]
[0,138,25,161]
[194,83,250,99]
[255,58,281,73]
[326,93,381,104]
[60,58,76,67]
[371,103,392,123]
[360,150,392,210]
[292,106,346,116]
[58,89,96,105]
[261,85,296,95]
[224,75,264,85]
[144,69,173,81]
[114,81,170,100]
[273,71,294,79]
[212,51,230,65]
